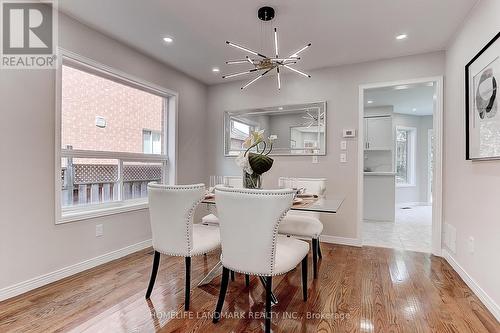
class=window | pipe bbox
[229,119,254,152]
[58,55,174,222]
[396,127,416,186]
[143,130,162,154]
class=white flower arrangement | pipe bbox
[235,152,253,175]
[235,129,275,180]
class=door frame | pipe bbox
[357,76,444,256]
[428,128,434,204]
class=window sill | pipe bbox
[396,184,416,188]
[59,199,148,224]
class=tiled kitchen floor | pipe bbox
[363,205,432,253]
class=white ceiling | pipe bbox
[59,0,478,85]
[365,83,436,116]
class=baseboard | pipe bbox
[442,249,500,322]
[320,235,362,247]
[0,239,152,302]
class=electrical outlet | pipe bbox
[312,155,318,164]
[340,140,347,150]
[340,153,347,163]
[468,236,475,254]
[96,224,103,237]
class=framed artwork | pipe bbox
[466,32,500,160]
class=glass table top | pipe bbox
[201,196,344,214]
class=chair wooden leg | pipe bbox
[265,276,272,333]
[317,238,322,259]
[230,270,235,281]
[213,267,230,323]
[301,255,308,301]
[185,257,191,311]
[312,238,318,279]
[259,276,278,304]
[145,251,160,299]
[245,274,250,287]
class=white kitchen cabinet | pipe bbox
[363,173,396,222]
[364,116,392,150]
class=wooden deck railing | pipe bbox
[61,164,162,207]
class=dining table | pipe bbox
[197,194,345,305]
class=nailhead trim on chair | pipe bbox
[269,209,290,275]
[185,192,205,255]
[215,186,296,276]
[148,183,208,257]
[214,186,296,196]
[226,208,295,277]
[157,245,220,258]
[279,212,324,238]
[280,229,322,238]
[222,264,302,277]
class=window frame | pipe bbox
[231,119,253,136]
[228,118,256,154]
[55,49,178,224]
[142,129,162,154]
[395,126,417,187]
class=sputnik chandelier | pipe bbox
[301,109,325,128]
[222,6,311,90]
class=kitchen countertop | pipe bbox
[364,172,396,176]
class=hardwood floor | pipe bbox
[0,244,498,332]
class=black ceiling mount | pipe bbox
[258,6,275,21]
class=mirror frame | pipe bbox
[223,101,327,157]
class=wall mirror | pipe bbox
[224,102,326,156]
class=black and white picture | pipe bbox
[466,32,500,160]
[475,65,497,120]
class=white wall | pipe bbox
[0,13,207,292]
[207,52,445,241]
[444,0,500,315]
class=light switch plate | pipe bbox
[96,224,103,237]
[340,153,347,163]
[312,155,318,164]
[340,140,347,150]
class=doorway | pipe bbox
[357,77,443,256]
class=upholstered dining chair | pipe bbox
[212,186,309,333]
[145,183,221,310]
[201,176,244,282]
[278,177,326,278]
[201,175,243,226]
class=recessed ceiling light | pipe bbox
[212,67,220,72]
[396,34,408,40]
[394,85,409,90]
[367,100,374,104]
[412,108,417,112]
[278,107,283,110]
[163,37,174,43]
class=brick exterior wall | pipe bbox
[61,65,164,154]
